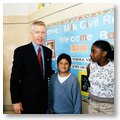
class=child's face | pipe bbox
[57,59,70,73]
[90,45,104,62]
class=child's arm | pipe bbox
[86,64,90,88]
[73,79,82,114]
[86,64,90,77]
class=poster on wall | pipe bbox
[46,8,114,98]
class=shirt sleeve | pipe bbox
[72,78,82,114]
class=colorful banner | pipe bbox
[46,8,114,97]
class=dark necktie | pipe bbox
[38,48,43,76]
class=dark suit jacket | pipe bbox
[10,42,54,114]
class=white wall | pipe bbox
[3,3,38,16]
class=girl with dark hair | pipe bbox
[49,53,81,114]
[87,40,114,114]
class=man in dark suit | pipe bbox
[10,21,54,114]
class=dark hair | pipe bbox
[57,53,71,66]
[93,40,114,60]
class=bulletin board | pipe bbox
[46,8,114,97]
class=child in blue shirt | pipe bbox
[49,53,81,114]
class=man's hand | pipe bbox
[12,102,23,114]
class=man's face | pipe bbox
[31,25,46,46]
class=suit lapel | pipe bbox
[42,46,47,71]
[29,42,40,66]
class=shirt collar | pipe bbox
[32,41,43,54]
